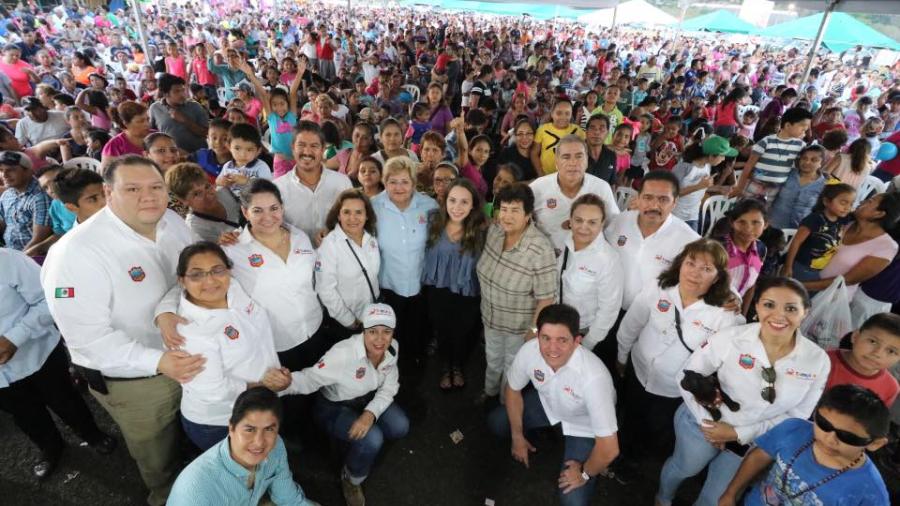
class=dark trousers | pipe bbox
[277,326,335,436]
[381,289,428,381]
[426,286,480,371]
[595,309,627,393]
[620,361,682,459]
[0,341,105,457]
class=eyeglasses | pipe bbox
[761,366,777,403]
[814,411,874,447]
[183,265,230,282]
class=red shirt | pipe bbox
[825,349,899,407]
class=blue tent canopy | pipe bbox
[755,12,900,51]
[679,9,756,34]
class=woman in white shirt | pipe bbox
[175,241,280,450]
[616,239,743,460]
[557,194,623,354]
[317,189,381,340]
[223,179,330,372]
[656,277,829,506]
[263,304,407,506]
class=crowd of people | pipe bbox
[2,1,900,505]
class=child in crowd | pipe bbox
[733,106,813,203]
[610,123,634,186]
[36,165,75,239]
[783,183,857,281]
[484,162,520,219]
[217,123,272,197]
[719,385,890,506]
[737,108,758,139]
[825,138,873,190]
[166,162,242,243]
[713,198,769,301]
[189,118,233,181]
[647,117,684,172]
[827,312,900,408]
[455,121,491,199]
[629,113,653,176]
[53,167,106,226]
[405,103,431,151]
[671,135,736,231]
[768,145,828,230]
[531,98,584,175]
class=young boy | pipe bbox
[216,123,272,197]
[189,118,233,181]
[719,385,890,506]
[165,162,241,242]
[531,98,585,176]
[405,103,431,150]
[827,313,900,408]
[731,106,813,202]
[53,167,106,225]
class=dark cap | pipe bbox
[23,96,45,111]
[0,151,33,170]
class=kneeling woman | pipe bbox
[264,303,408,506]
[175,242,281,450]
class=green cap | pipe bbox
[702,135,738,157]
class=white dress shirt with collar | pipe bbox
[530,173,619,254]
[273,167,352,240]
[315,225,381,328]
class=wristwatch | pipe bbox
[581,470,591,482]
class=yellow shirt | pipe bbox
[534,123,586,174]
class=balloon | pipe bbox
[876,142,898,162]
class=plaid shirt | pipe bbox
[0,178,51,250]
[477,222,557,334]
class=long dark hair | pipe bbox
[657,239,732,306]
[812,183,855,214]
[847,138,871,174]
[426,178,486,254]
[324,188,377,236]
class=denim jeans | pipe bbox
[181,415,228,451]
[314,395,409,483]
[656,404,743,506]
[488,388,598,506]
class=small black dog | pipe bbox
[681,370,741,421]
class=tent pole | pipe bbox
[801,0,837,87]
[129,0,151,64]
[611,5,618,29]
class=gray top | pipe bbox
[185,188,242,242]
[148,100,209,152]
[14,110,70,146]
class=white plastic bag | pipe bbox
[801,276,853,350]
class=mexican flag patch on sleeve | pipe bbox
[55,287,75,298]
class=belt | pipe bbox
[103,374,162,382]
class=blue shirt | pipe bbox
[422,228,481,297]
[0,178,51,250]
[167,436,313,506]
[206,59,247,102]
[49,199,76,236]
[768,173,826,229]
[372,191,438,297]
[0,248,60,388]
[747,418,889,506]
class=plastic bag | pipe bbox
[801,276,852,350]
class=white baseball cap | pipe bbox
[362,303,396,329]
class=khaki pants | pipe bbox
[91,375,181,506]
[484,328,524,397]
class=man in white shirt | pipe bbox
[489,304,619,506]
[41,155,205,506]
[15,97,70,147]
[530,135,618,254]
[274,121,352,242]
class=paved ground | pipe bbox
[2,350,898,506]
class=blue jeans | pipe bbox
[314,395,409,483]
[181,415,228,451]
[657,404,743,506]
[488,388,598,506]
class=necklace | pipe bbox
[779,439,863,500]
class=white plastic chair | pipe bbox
[615,187,637,212]
[700,195,735,237]
[261,129,272,152]
[732,169,743,184]
[64,157,102,173]
[401,84,420,104]
[780,228,797,257]
[217,87,228,105]
[854,175,887,208]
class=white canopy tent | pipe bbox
[577,0,675,28]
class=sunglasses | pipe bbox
[761,366,776,404]
[814,411,874,447]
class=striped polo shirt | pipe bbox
[750,134,806,184]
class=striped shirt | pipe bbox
[0,178,51,250]
[749,134,805,184]
[477,223,557,334]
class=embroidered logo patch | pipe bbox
[314,260,322,272]
[55,287,75,298]
[739,354,756,370]
[317,360,326,369]
[128,266,146,282]
[547,198,557,209]
[617,235,627,247]
[224,325,240,340]
[248,254,264,268]
[355,366,366,379]
[534,369,545,382]
[657,299,671,312]
[418,214,426,225]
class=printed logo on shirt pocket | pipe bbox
[617,235,627,247]
[418,214,427,225]
[738,354,756,370]
[224,325,240,340]
[128,266,146,282]
[355,367,367,379]
[657,299,671,312]
[248,254,265,268]
[547,198,557,209]
[534,369,545,382]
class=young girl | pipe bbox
[484,163,520,219]
[454,117,491,199]
[768,145,828,230]
[738,108,758,139]
[238,57,303,178]
[357,156,384,198]
[164,42,186,80]
[629,114,654,177]
[611,123,634,187]
[783,183,857,282]
[713,198,769,302]
[75,89,113,130]
[672,135,735,231]
[373,118,419,165]
[824,138,873,190]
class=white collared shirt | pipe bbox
[604,210,699,310]
[224,225,322,352]
[41,208,196,378]
[274,167,352,239]
[617,284,745,398]
[507,339,618,439]
[530,173,619,253]
[285,334,399,419]
[557,234,623,350]
[678,323,830,444]
[178,282,280,426]
[315,226,381,328]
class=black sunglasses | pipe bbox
[814,411,874,447]
[761,366,776,404]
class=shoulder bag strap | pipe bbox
[674,306,693,354]
[558,247,569,305]
[345,238,377,303]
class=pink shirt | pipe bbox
[165,56,187,79]
[191,58,216,86]
[820,232,898,298]
[101,132,146,158]
[460,163,487,199]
